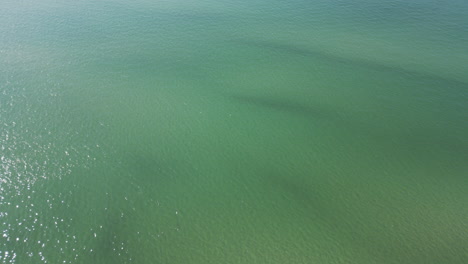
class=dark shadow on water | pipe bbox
[230,94,335,120]
[229,93,468,163]
[262,165,468,263]
[265,172,331,219]
[234,38,468,87]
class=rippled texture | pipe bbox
[1,0,468,263]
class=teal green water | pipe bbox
[1,0,468,263]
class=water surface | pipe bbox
[1,0,468,263]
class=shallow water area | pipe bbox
[1,0,468,263]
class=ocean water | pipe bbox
[1,0,467,263]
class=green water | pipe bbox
[1,0,468,263]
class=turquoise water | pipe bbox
[1,0,468,263]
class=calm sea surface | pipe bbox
[1,0,467,263]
